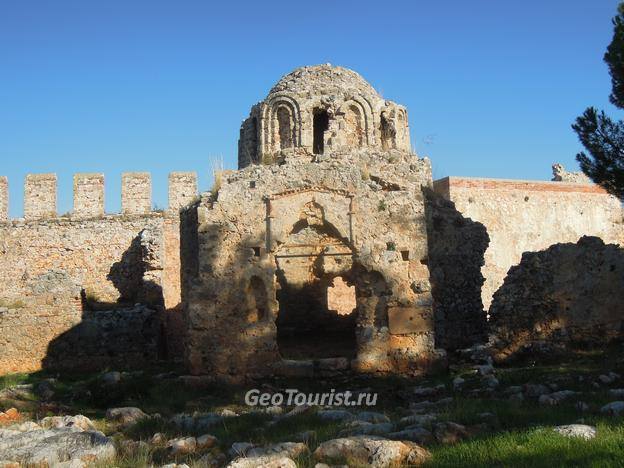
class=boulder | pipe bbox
[246,442,308,459]
[524,384,550,398]
[355,411,391,424]
[538,390,577,406]
[198,452,227,467]
[0,385,33,401]
[317,410,354,422]
[553,424,596,440]
[601,401,624,416]
[170,412,223,431]
[599,372,620,385]
[341,422,394,436]
[227,455,297,468]
[387,427,434,445]
[452,377,465,389]
[314,436,430,467]
[34,380,55,401]
[433,422,469,444]
[0,427,115,466]
[229,442,254,458]
[101,371,122,385]
[399,414,437,426]
[0,410,20,426]
[151,432,166,445]
[105,407,147,425]
[413,385,445,397]
[167,437,197,455]
[40,415,95,432]
[196,434,218,449]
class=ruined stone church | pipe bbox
[1,65,622,380]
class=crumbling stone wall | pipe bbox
[424,190,489,350]
[169,172,198,211]
[0,270,82,374]
[434,176,623,309]
[185,143,444,381]
[42,305,161,372]
[0,172,197,373]
[551,163,591,184]
[489,236,624,361]
[0,216,166,304]
[0,269,160,373]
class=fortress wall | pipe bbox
[169,172,198,211]
[0,215,166,302]
[122,172,152,215]
[0,271,83,374]
[24,174,57,220]
[0,176,7,221]
[73,173,105,219]
[0,172,197,373]
[434,177,624,309]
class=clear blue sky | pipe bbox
[0,0,620,217]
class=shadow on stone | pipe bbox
[41,233,166,372]
[489,236,624,363]
[424,188,490,351]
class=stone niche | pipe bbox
[184,64,445,382]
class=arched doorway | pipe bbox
[274,201,356,359]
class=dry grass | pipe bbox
[210,155,224,198]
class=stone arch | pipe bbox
[273,201,356,359]
[343,104,364,148]
[262,95,301,155]
[267,189,354,251]
[275,105,295,151]
[340,97,374,148]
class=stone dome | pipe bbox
[238,64,411,168]
[267,64,380,101]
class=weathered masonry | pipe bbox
[185,65,444,381]
[433,176,624,309]
[0,64,622,378]
[0,172,197,374]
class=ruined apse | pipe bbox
[183,64,445,381]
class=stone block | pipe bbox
[388,306,433,335]
[24,174,57,220]
[73,173,104,219]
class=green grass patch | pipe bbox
[425,422,624,468]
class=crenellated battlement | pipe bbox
[0,176,8,221]
[0,171,197,222]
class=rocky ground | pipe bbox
[1,345,624,467]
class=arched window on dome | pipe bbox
[313,108,330,154]
[276,106,294,150]
[343,104,364,148]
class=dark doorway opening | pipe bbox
[313,109,330,154]
[276,271,356,360]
